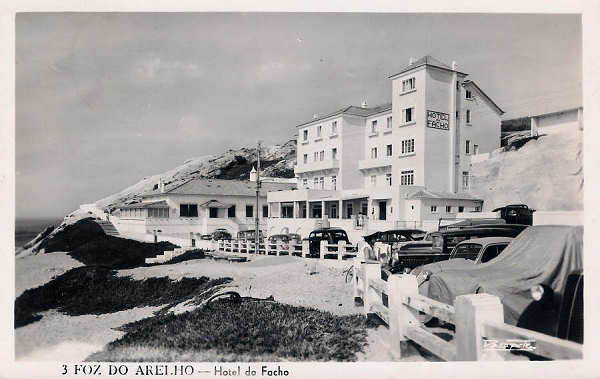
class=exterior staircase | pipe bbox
[96,220,120,237]
[145,247,188,265]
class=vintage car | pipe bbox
[492,204,536,226]
[417,225,583,343]
[363,229,426,247]
[383,226,528,274]
[307,227,354,257]
[237,229,264,241]
[410,237,513,281]
[212,228,232,240]
[267,233,302,250]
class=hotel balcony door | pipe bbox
[378,201,387,221]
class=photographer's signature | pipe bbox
[483,339,536,351]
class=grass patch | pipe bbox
[38,218,178,269]
[15,266,231,328]
[89,299,369,362]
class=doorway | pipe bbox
[378,201,387,221]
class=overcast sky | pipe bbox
[16,13,581,218]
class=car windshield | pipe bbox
[451,243,482,261]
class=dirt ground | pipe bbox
[14,253,425,361]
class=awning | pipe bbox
[340,193,369,201]
[199,199,233,208]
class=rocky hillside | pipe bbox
[470,122,583,211]
[95,139,297,211]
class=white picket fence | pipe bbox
[217,239,358,260]
[353,259,583,361]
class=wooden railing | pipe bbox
[352,259,583,361]
[216,239,358,260]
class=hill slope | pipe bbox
[95,140,296,211]
[470,123,583,211]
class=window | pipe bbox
[331,175,337,190]
[180,204,198,217]
[400,170,414,186]
[466,140,470,155]
[332,148,338,160]
[466,109,471,124]
[402,77,415,92]
[319,177,325,189]
[456,81,461,90]
[330,203,338,218]
[370,147,378,159]
[456,111,459,119]
[303,154,308,164]
[228,206,236,218]
[465,90,472,99]
[446,205,452,213]
[481,245,506,263]
[386,144,393,157]
[303,129,308,141]
[281,203,293,218]
[313,152,318,161]
[300,202,307,218]
[401,138,415,155]
[331,121,337,135]
[387,116,392,129]
[209,207,219,218]
[361,202,368,216]
[453,243,482,261]
[430,205,438,213]
[246,205,254,218]
[462,171,470,190]
[148,208,169,218]
[386,173,392,186]
[319,150,324,161]
[346,203,353,218]
[403,107,414,123]
[311,203,322,218]
[263,205,269,217]
[371,120,378,133]
[473,144,479,155]
[475,205,481,212]
[370,175,377,186]
[317,125,322,137]
[302,178,308,188]
[458,206,464,213]
[314,177,319,188]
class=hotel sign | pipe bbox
[427,110,449,130]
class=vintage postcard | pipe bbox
[1,1,599,378]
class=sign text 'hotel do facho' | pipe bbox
[427,110,449,130]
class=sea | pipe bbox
[15,217,63,249]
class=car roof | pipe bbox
[382,229,426,233]
[313,227,346,232]
[433,226,528,236]
[455,237,514,246]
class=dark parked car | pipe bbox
[385,226,528,274]
[417,225,583,343]
[493,204,536,226]
[237,229,264,241]
[212,229,232,240]
[307,227,352,257]
[363,229,426,247]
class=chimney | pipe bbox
[159,178,165,193]
[361,100,368,108]
[452,60,457,70]
[312,113,319,120]
[409,57,415,65]
[249,166,257,182]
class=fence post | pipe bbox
[454,294,504,361]
[319,240,327,260]
[352,258,361,301]
[387,274,419,359]
[337,240,345,261]
[302,240,309,258]
[276,241,283,256]
[288,242,294,256]
[362,262,381,317]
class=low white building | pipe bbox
[113,177,295,242]
[267,55,501,241]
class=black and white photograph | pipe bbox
[2,2,599,378]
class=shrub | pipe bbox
[14,266,231,328]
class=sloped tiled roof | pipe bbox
[389,55,467,78]
[407,189,482,201]
[145,178,296,198]
[120,200,169,209]
[296,103,392,127]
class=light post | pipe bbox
[255,140,261,254]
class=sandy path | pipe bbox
[118,255,358,316]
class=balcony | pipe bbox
[294,159,340,174]
[358,157,393,171]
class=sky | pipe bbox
[15,13,582,219]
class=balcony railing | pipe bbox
[294,159,340,174]
[358,157,393,170]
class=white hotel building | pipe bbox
[266,56,504,241]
